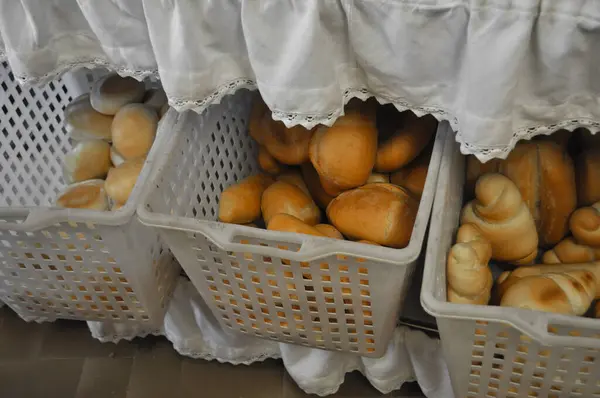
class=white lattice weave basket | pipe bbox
[0,62,180,324]
[137,89,445,357]
[422,135,600,398]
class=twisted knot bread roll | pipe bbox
[542,237,600,264]
[570,202,600,247]
[460,173,538,264]
[447,224,493,305]
[500,270,596,316]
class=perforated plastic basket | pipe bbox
[0,62,180,323]
[137,89,445,356]
[422,134,600,398]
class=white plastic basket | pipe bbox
[0,62,180,323]
[137,89,445,357]
[422,134,600,398]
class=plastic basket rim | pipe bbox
[0,109,179,232]
[420,133,600,350]
[136,108,449,265]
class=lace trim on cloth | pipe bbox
[14,57,158,86]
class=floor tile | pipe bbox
[0,307,48,362]
[391,382,425,397]
[39,319,137,359]
[75,357,133,398]
[181,358,284,398]
[126,337,183,398]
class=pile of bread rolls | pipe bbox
[56,74,169,211]
[217,97,437,248]
[448,130,600,318]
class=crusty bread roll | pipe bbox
[218,174,275,224]
[447,224,493,305]
[267,214,326,237]
[467,141,576,247]
[366,173,390,184]
[249,98,314,165]
[262,181,320,225]
[143,88,168,114]
[64,94,113,141]
[500,271,596,315]
[63,140,111,183]
[104,158,145,205]
[496,262,600,300]
[465,156,502,199]
[110,146,126,167]
[570,202,600,247]
[576,148,600,207]
[314,224,344,240]
[375,112,436,172]
[460,173,538,264]
[358,240,380,245]
[542,237,600,264]
[390,148,431,198]
[258,145,282,175]
[90,74,145,115]
[55,180,109,211]
[111,104,158,160]
[327,183,418,248]
[276,170,310,196]
[309,112,378,195]
[301,162,335,209]
[534,129,571,148]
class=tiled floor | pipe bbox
[0,307,425,397]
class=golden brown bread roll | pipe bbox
[63,140,111,183]
[249,98,314,165]
[56,180,109,211]
[218,174,275,224]
[576,148,600,207]
[533,129,571,148]
[314,224,344,240]
[261,181,320,225]
[542,237,600,264]
[460,173,538,264]
[110,146,125,167]
[276,170,310,196]
[267,214,326,237]
[570,202,600,247]
[309,112,378,195]
[465,156,502,199]
[64,94,113,141]
[301,162,335,209]
[447,224,493,305]
[326,183,418,248]
[104,158,145,205]
[111,104,158,160]
[497,262,600,300]
[90,74,145,115]
[258,145,282,175]
[500,271,596,315]
[375,113,436,172]
[366,173,390,184]
[390,148,431,197]
[358,240,380,245]
[466,142,576,247]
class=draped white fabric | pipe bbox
[1,0,600,160]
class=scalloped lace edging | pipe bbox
[168,78,258,113]
[171,345,281,365]
[90,328,163,344]
[14,57,158,86]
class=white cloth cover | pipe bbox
[2,0,599,161]
[88,279,452,397]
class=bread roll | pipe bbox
[497,262,600,300]
[262,181,320,225]
[301,163,335,209]
[327,183,418,248]
[366,173,390,184]
[542,237,600,264]
[375,112,436,172]
[64,94,113,141]
[111,104,158,160]
[104,158,145,205]
[447,224,493,305]
[500,271,596,315]
[534,129,571,148]
[110,146,126,167]
[55,180,109,211]
[358,240,380,245]
[570,202,600,247]
[314,224,344,240]
[465,156,502,198]
[63,140,111,183]
[576,148,600,207]
[143,88,168,113]
[309,112,378,195]
[258,145,282,175]
[218,174,275,224]
[90,74,145,115]
[267,214,326,237]
[460,173,538,264]
[390,148,431,197]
